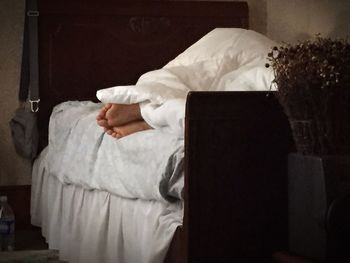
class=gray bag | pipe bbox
[10,107,38,160]
[10,0,39,160]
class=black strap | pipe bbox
[19,0,40,112]
[19,0,29,102]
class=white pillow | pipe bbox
[96,28,277,104]
[166,28,275,68]
[164,28,277,91]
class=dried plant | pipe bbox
[266,35,350,155]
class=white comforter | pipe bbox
[45,101,184,202]
[97,28,276,137]
[43,28,276,202]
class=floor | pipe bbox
[15,226,48,251]
[0,226,66,262]
[0,250,62,262]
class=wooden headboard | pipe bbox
[38,1,249,149]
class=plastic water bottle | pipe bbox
[0,196,15,251]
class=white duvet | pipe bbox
[42,28,276,202]
[97,28,277,137]
[45,101,184,202]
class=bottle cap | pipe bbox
[0,196,8,202]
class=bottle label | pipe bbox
[0,219,15,235]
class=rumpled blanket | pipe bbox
[97,28,277,137]
[44,101,184,202]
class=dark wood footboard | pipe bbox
[178,91,294,262]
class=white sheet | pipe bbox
[46,101,184,202]
[31,148,183,263]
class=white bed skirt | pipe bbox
[31,149,183,263]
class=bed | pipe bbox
[31,1,294,262]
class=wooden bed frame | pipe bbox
[37,1,294,262]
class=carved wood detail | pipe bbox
[129,16,171,34]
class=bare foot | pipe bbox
[108,120,152,139]
[96,103,142,129]
[96,103,112,128]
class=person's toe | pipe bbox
[112,128,124,139]
[96,112,103,121]
[97,119,108,128]
[111,131,122,139]
[104,103,112,109]
[106,129,113,135]
[96,103,112,120]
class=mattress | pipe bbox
[31,148,183,263]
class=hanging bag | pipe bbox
[9,107,38,160]
[9,0,40,160]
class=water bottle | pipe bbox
[0,196,15,251]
